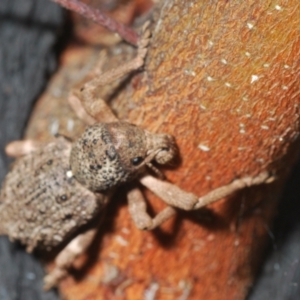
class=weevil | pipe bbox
[0,22,274,289]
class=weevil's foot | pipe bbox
[43,268,67,291]
[241,171,276,186]
[137,21,151,60]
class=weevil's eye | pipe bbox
[131,156,144,166]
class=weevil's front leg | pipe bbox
[43,227,98,290]
[70,21,151,124]
[69,92,99,125]
[127,186,176,230]
[68,50,117,125]
[140,172,274,212]
[5,140,44,157]
[69,88,118,125]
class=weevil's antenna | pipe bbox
[146,162,165,180]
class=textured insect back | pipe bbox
[70,122,150,192]
[0,138,101,252]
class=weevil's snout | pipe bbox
[155,146,176,165]
[146,132,177,165]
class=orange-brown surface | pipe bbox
[26,0,300,299]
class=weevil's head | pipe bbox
[70,122,177,192]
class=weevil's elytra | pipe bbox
[0,138,105,252]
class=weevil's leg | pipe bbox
[139,175,198,211]
[43,227,97,290]
[68,50,114,125]
[5,140,44,157]
[69,90,119,124]
[75,22,151,123]
[127,186,176,230]
[90,49,107,77]
[194,171,274,209]
[139,172,274,211]
[68,92,98,125]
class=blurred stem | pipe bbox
[51,0,139,45]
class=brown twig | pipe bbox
[51,0,139,45]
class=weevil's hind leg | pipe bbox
[127,186,176,230]
[5,140,44,157]
[139,172,274,211]
[75,21,151,124]
[43,227,98,290]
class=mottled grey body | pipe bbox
[0,138,105,252]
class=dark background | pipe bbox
[0,0,299,299]
[247,158,300,300]
[0,0,62,299]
